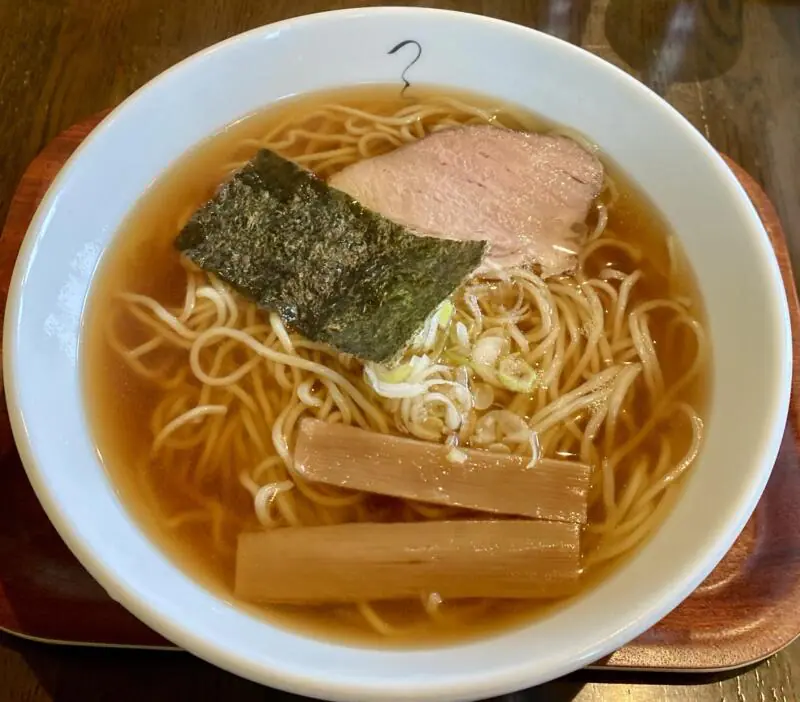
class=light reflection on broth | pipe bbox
[82,85,709,646]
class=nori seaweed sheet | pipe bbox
[175,149,487,363]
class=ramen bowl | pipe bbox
[3,7,791,702]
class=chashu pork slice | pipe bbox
[328,125,605,276]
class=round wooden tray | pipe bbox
[0,114,798,672]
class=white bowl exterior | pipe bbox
[3,8,791,702]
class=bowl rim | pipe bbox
[3,6,793,701]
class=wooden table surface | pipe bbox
[1,1,799,700]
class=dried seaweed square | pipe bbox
[176,149,486,362]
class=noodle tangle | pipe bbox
[104,94,708,637]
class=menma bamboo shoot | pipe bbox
[293,418,590,523]
[235,520,581,604]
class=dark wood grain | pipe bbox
[0,1,799,701]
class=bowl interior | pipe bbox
[3,8,791,702]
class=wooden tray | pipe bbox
[0,114,797,671]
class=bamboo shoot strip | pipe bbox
[294,419,591,523]
[235,520,581,603]
[175,149,486,363]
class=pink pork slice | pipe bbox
[328,125,605,276]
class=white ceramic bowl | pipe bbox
[3,7,792,702]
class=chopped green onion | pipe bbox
[370,362,414,383]
[497,354,538,393]
[443,350,471,366]
[471,336,504,366]
[436,300,455,328]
